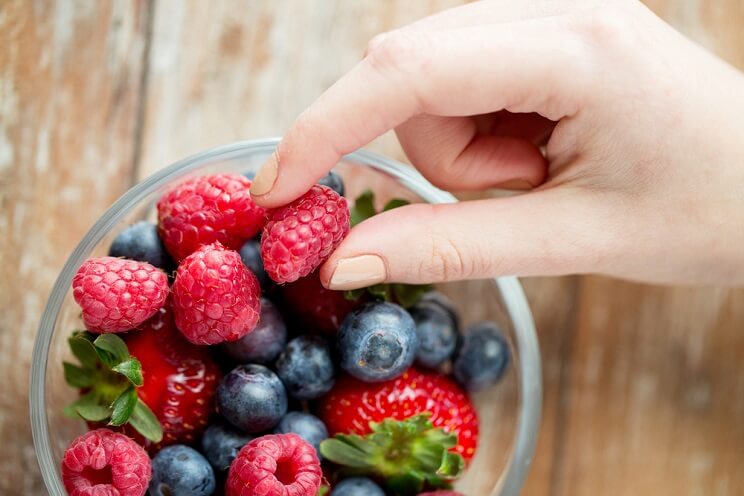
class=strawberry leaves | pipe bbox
[320,414,465,495]
[109,386,138,426]
[347,191,432,308]
[63,330,162,443]
[128,399,163,443]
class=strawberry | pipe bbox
[319,368,478,461]
[63,303,221,453]
[280,270,365,335]
[319,368,478,495]
[123,303,222,450]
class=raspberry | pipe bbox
[72,257,169,333]
[261,185,350,284]
[62,428,151,496]
[172,243,261,345]
[157,174,267,261]
[226,433,322,496]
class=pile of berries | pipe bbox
[61,171,510,496]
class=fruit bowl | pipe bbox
[31,138,542,495]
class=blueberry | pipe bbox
[222,298,287,364]
[453,321,510,391]
[420,291,460,330]
[243,170,256,180]
[238,239,270,290]
[317,170,345,196]
[275,335,335,400]
[337,301,418,383]
[331,477,385,496]
[108,221,173,271]
[217,364,288,433]
[149,445,216,496]
[201,421,254,472]
[273,412,328,455]
[410,300,458,369]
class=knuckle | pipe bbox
[569,5,635,51]
[365,29,429,77]
[418,213,472,282]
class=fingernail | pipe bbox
[250,152,279,196]
[328,255,386,290]
[495,178,535,190]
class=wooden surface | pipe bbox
[2,1,743,494]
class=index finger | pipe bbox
[250,18,588,207]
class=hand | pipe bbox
[250,0,744,289]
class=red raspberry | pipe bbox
[226,433,322,496]
[72,257,169,333]
[62,428,151,496]
[157,174,267,261]
[261,185,350,284]
[172,242,261,345]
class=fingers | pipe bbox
[396,115,547,191]
[319,189,615,289]
[395,114,548,191]
[250,18,591,207]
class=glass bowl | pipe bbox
[31,138,542,496]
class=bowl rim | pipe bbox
[30,138,542,496]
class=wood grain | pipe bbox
[0,0,150,493]
[2,0,744,494]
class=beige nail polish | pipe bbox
[328,255,386,290]
[250,153,279,196]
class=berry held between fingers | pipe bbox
[172,243,261,345]
[62,428,151,496]
[157,173,267,261]
[149,445,216,496]
[261,185,350,284]
[226,433,322,496]
[72,257,169,334]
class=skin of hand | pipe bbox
[250,0,744,289]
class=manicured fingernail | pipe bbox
[328,255,386,290]
[495,178,535,190]
[250,153,279,196]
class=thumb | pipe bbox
[319,189,616,289]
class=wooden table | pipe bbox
[2,1,743,494]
